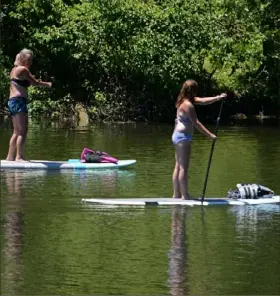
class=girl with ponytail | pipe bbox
[172,79,226,199]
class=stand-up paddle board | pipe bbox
[82,196,280,206]
[0,159,136,170]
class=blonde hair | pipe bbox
[176,79,198,108]
[18,48,33,66]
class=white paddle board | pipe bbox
[82,196,280,206]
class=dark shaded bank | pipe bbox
[0,100,279,127]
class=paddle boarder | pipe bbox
[172,79,226,199]
[6,49,52,161]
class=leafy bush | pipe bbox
[1,0,279,120]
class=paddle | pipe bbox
[201,95,226,203]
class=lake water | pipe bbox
[1,119,280,295]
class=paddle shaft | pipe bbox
[201,99,225,202]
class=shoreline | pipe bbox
[1,113,279,126]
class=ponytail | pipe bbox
[176,79,198,107]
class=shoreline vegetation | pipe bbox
[1,0,279,124]
[1,104,279,127]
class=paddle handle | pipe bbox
[201,99,225,202]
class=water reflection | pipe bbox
[1,121,280,295]
[228,204,280,243]
[168,206,189,296]
[1,168,136,294]
[1,171,25,295]
[1,169,136,198]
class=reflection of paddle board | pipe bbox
[0,169,136,178]
[82,196,280,206]
[0,159,136,170]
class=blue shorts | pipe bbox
[172,131,192,145]
[8,97,28,116]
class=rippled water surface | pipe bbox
[1,120,280,295]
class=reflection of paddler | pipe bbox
[168,206,189,296]
[2,171,24,294]
[4,171,24,195]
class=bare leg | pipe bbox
[175,141,192,199]
[6,116,20,161]
[6,135,17,161]
[172,153,181,198]
[15,113,28,161]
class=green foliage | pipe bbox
[204,0,265,92]
[1,0,279,120]
[0,50,10,115]
[257,0,280,109]
[27,87,75,119]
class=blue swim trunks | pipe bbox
[172,130,192,144]
[8,97,28,116]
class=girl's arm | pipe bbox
[194,93,227,105]
[23,67,52,88]
[184,102,216,139]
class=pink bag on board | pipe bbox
[80,148,118,163]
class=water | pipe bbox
[1,119,280,295]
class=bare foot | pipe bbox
[172,195,181,199]
[15,158,28,162]
[182,194,193,200]
[6,158,15,161]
